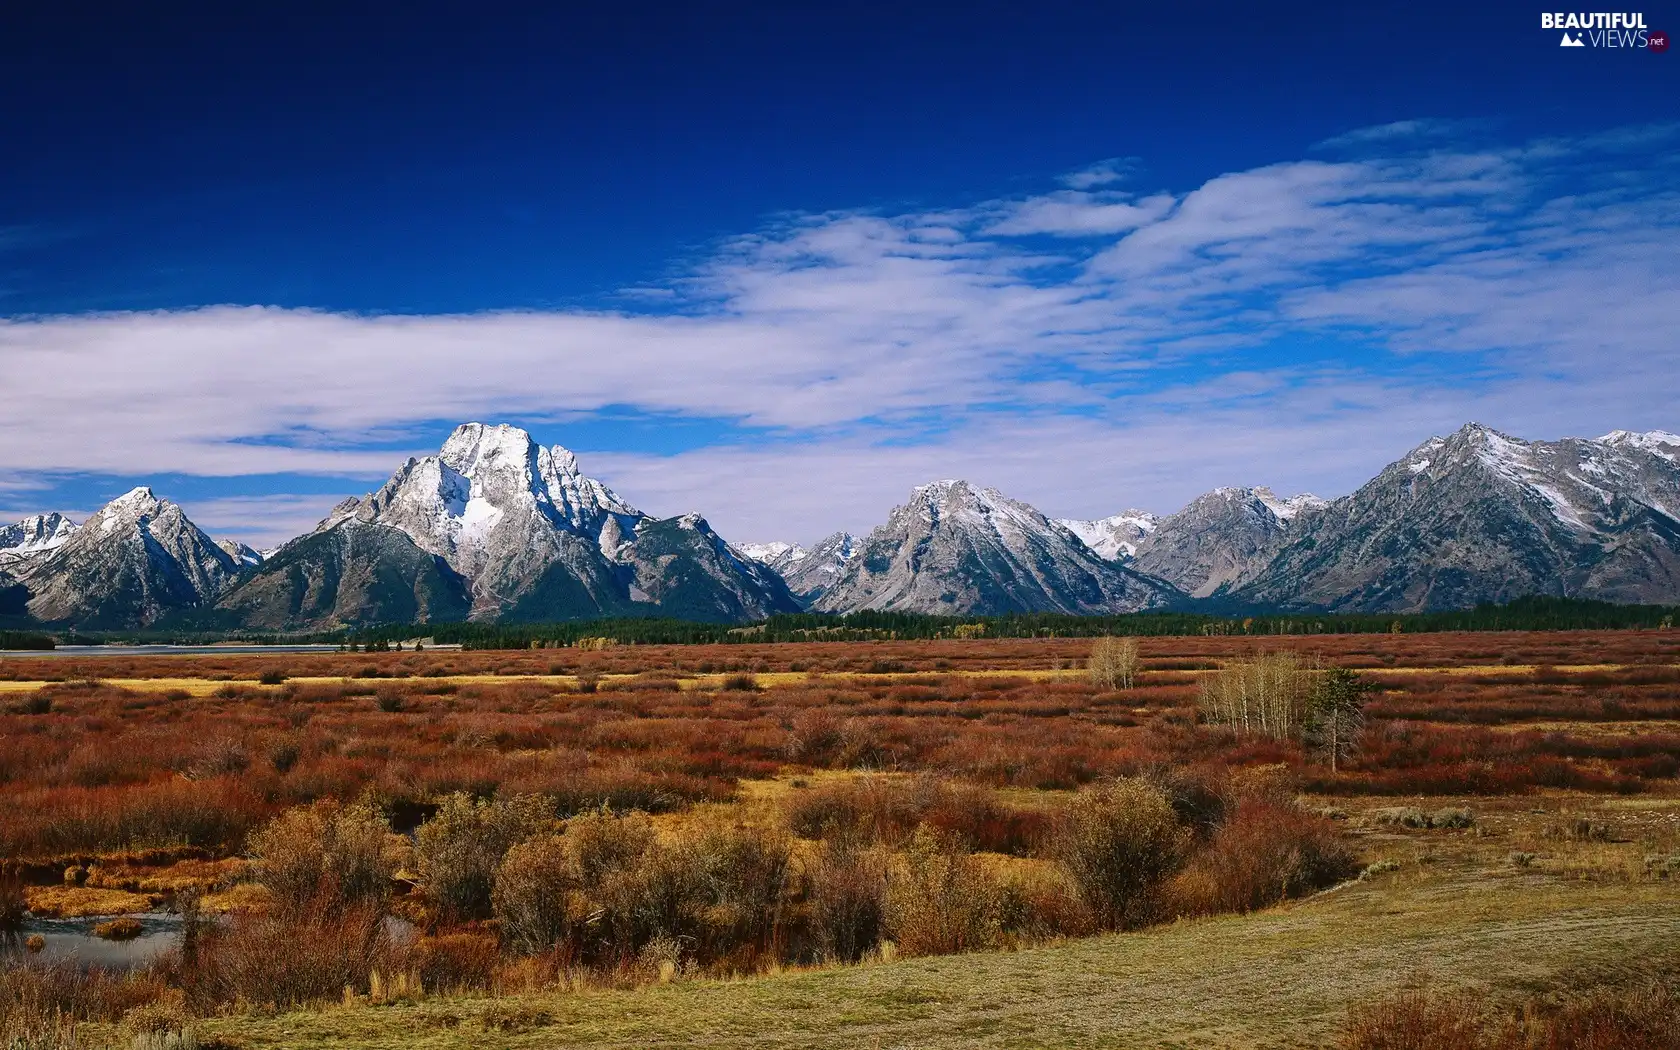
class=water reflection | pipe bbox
[1,913,182,969]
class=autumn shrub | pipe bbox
[1529,980,1680,1049]
[680,817,795,967]
[804,836,889,962]
[1050,777,1189,929]
[1172,796,1359,916]
[492,835,579,956]
[1341,989,1484,1049]
[785,776,1047,855]
[0,780,266,858]
[0,960,169,1025]
[247,799,395,915]
[177,903,392,1011]
[0,871,24,931]
[415,793,555,922]
[414,933,500,993]
[883,825,1003,957]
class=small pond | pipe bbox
[3,913,183,969]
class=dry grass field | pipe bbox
[3,630,1677,1047]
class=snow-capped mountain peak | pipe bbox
[1254,487,1327,522]
[739,541,808,572]
[217,540,265,568]
[1057,511,1160,561]
[97,486,163,532]
[0,512,78,560]
[814,481,1171,615]
[1599,429,1680,463]
[250,422,796,625]
[19,488,237,627]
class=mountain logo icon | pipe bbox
[1560,31,1586,46]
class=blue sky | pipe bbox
[1,1,1676,547]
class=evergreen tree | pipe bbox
[1306,668,1375,774]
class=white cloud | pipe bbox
[1060,158,1134,189]
[986,191,1177,237]
[0,123,1675,546]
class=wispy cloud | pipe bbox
[1,122,1675,544]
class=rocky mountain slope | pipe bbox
[0,513,78,570]
[1230,424,1680,611]
[812,481,1175,615]
[18,489,239,628]
[742,533,860,605]
[215,423,799,628]
[1125,487,1325,598]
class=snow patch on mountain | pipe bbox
[1599,429,1680,463]
[739,541,808,572]
[0,513,78,566]
[217,540,266,568]
[1056,511,1160,561]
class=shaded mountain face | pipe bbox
[1230,424,1680,612]
[1057,512,1160,562]
[1128,487,1326,598]
[619,515,800,623]
[215,522,471,629]
[218,422,799,628]
[20,489,238,628]
[813,481,1176,615]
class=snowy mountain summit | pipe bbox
[217,422,799,627]
[19,488,237,627]
[814,480,1173,615]
[1231,423,1680,610]
[0,513,78,567]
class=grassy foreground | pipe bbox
[186,859,1679,1049]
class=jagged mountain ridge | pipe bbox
[1126,487,1326,598]
[1229,425,1680,611]
[6,422,1678,628]
[0,513,78,568]
[215,423,800,628]
[738,542,807,574]
[812,481,1175,615]
[17,489,240,628]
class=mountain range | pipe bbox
[3,421,1677,630]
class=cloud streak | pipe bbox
[1,121,1676,544]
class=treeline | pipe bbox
[345,595,1677,649]
[0,629,55,650]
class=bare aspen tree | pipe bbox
[1089,636,1140,690]
[1197,650,1318,739]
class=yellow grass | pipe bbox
[24,885,154,918]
